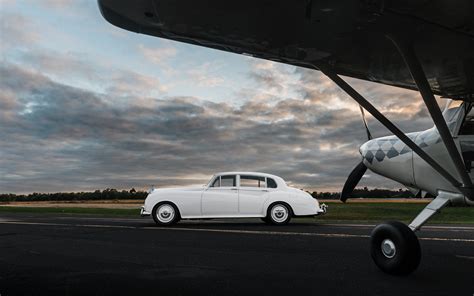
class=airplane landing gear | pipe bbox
[370,221,421,275]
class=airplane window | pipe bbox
[240,175,266,188]
[220,175,236,187]
[267,178,277,188]
[211,177,220,187]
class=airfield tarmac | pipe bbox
[0,213,472,296]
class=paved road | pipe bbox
[0,213,473,296]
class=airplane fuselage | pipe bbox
[361,102,474,206]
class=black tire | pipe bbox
[152,202,180,226]
[266,203,292,225]
[370,221,421,275]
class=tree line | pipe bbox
[0,188,147,202]
[0,187,415,202]
[308,187,415,199]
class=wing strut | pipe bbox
[388,36,473,195]
[319,67,462,190]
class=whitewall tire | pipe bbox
[152,202,180,225]
[267,203,292,225]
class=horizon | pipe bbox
[0,184,412,196]
[1,1,437,193]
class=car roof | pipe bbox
[216,172,285,182]
[217,171,274,177]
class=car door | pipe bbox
[238,175,271,216]
[201,175,239,216]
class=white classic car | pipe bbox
[141,172,327,225]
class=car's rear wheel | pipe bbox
[267,203,292,225]
[152,202,180,225]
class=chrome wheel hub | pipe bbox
[381,239,396,259]
[157,204,175,223]
[271,205,288,223]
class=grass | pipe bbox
[0,206,138,216]
[0,201,473,224]
[310,202,474,224]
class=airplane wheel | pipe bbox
[370,221,421,275]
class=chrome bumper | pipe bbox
[140,206,150,217]
[316,203,328,216]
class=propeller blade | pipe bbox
[340,161,367,202]
[359,105,372,140]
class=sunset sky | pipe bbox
[0,0,437,193]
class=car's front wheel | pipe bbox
[152,202,180,226]
[267,203,292,225]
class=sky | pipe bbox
[0,0,437,194]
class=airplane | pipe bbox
[97,0,474,275]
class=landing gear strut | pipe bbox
[370,221,421,275]
[370,191,464,274]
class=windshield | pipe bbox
[206,175,217,187]
[441,99,467,134]
[442,99,463,122]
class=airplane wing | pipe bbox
[97,1,474,276]
[98,0,474,100]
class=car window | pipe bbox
[210,175,236,187]
[267,178,277,188]
[221,175,236,187]
[240,175,266,188]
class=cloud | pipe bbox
[19,50,100,80]
[246,59,300,98]
[0,4,438,194]
[0,13,40,52]
[185,62,225,87]
[0,62,434,193]
[38,0,75,8]
[106,70,168,96]
[138,44,177,64]
[14,48,168,98]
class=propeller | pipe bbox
[340,161,367,202]
[359,106,372,141]
[340,106,372,203]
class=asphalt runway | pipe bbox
[0,213,473,296]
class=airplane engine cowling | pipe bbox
[359,134,417,188]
